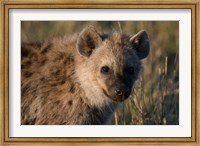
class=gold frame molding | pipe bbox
[0,0,199,145]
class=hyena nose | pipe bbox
[115,89,123,96]
[115,87,129,97]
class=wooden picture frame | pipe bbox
[0,0,199,145]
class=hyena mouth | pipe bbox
[102,89,128,102]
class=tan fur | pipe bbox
[21,26,150,125]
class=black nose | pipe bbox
[116,89,123,96]
[115,86,129,97]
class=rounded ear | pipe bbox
[130,30,150,60]
[76,26,102,57]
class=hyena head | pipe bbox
[76,26,150,107]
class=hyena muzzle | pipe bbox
[21,25,150,125]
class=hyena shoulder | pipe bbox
[21,35,84,124]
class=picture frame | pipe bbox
[0,0,199,145]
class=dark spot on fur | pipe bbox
[79,113,83,117]
[52,113,58,118]
[40,77,45,82]
[69,84,75,93]
[68,100,73,106]
[80,98,83,103]
[53,52,68,64]
[29,53,38,61]
[25,117,37,125]
[22,115,25,120]
[50,83,57,87]
[21,42,41,58]
[24,60,32,66]
[22,60,32,69]
[69,55,74,62]
[24,71,32,77]
[60,79,66,84]
[30,118,37,124]
[83,97,90,103]
[64,55,74,65]
[41,43,52,54]
[21,86,28,96]
[42,122,47,125]
[24,121,29,125]
[116,42,121,46]
[21,46,30,57]
[21,64,25,69]
[50,68,61,75]
[55,101,60,105]
[34,109,37,113]
[40,58,47,65]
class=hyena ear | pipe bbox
[130,30,150,60]
[76,26,102,57]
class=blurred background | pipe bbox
[21,21,179,125]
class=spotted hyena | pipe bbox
[21,25,150,125]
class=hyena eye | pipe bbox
[101,66,110,74]
[127,67,135,74]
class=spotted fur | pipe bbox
[21,26,150,125]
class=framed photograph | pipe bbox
[1,0,199,145]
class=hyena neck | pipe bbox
[83,102,118,124]
[67,79,118,124]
